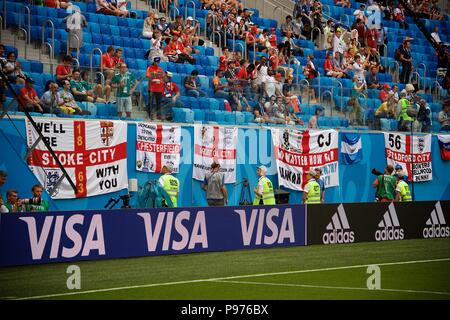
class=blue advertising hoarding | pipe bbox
[0,204,306,267]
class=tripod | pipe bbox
[235,178,253,206]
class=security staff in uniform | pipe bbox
[395,172,412,202]
[303,170,321,204]
[253,165,276,205]
[159,163,180,207]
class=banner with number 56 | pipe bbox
[384,133,432,182]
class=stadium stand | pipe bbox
[0,0,448,132]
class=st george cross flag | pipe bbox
[193,125,237,183]
[271,128,339,191]
[437,135,450,161]
[26,119,128,199]
[136,123,181,173]
[340,133,362,165]
[384,132,432,182]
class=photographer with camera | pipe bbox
[0,171,8,213]
[202,161,228,206]
[24,184,49,212]
[4,189,24,213]
[372,165,396,202]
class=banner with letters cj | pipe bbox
[193,125,237,184]
[25,119,128,199]
[271,129,339,191]
[384,133,432,182]
[135,123,181,173]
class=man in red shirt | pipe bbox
[56,55,73,87]
[112,48,125,69]
[160,71,184,121]
[101,46,116,83]
[146,56,165,120]
[219,47,230,71]
[365,26,378,50]
[18,78,43,113]
[379,83,390,102]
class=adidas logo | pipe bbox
[322,204,355,244]
[423,202,450,238]
[375,203,404,241]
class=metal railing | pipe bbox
[90,47,103,83]
[298,79,310,106]
[212,31,222,56]
[41,19,55,61]
[67,33,81,60]
[417,63,427,90]
[185,1,196,20]
[389,61,400,82]
[357,92,367,126]
[378,43,387,66]
[234,42,245,60]
[171,5,179,22]
[18,5,31,44]
[137,74,147,111]
[411,71,421,90]
[321,89,333,116]
[333,79,344,112]
[14,28,28,59]
[3,0,6,29]
[0,16,2,42]
[310,27,323,48]
[432,80,443,101]
[40,42,54,75]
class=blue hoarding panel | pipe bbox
[0,204,306,266]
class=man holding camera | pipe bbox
[25,184,49,212]
[202,161,228,207]
[372,165,396,202]
[4,189,24,213]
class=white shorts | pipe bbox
[116,96,132,113]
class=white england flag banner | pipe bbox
[271,128,339,191]
[193,125,237,183]
[136,123,181,173]
[384,133,432,182]
[26,119,128,199]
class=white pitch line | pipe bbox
[213,280,450,296]
[15,257,450,300]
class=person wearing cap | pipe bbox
[374,91,396,129]
[159,163,179,208]
[379,83,391,102]
[202,161,228,206]
[303,170,321,204]
[398,37,413,84]
[18,78,43,113]
[111,63,137,118]
[253,166,275,206]
[146,56,165,120]
[314,168,325,203]
[397,89,413,131]
[160,71,184,120]
[395,172,412,202]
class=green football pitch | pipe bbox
[1,238,450,300]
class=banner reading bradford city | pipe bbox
[384,132,432,182]
[271,129,339,190]
[26,119,128,199]
[193,125,237,183]
[135,123,181,173]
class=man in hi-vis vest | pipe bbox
[253,165,276,205]
[159,163,180,207]
[303,170,321,204]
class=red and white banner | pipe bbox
[271,129,339,191]
[136,123,181,173]
[384,133,432,182]
[193,125,237,183]
[26,119,128,199]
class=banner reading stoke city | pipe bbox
[384,133,432,182]
[26,119,128,199]
[136,123,181,173]
[271,129,339,191]
[193,125,237,183]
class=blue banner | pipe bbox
[0,205,306,266]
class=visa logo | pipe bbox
[235,207,295,246]
[138,211,208,252]
[20,214,105,260]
